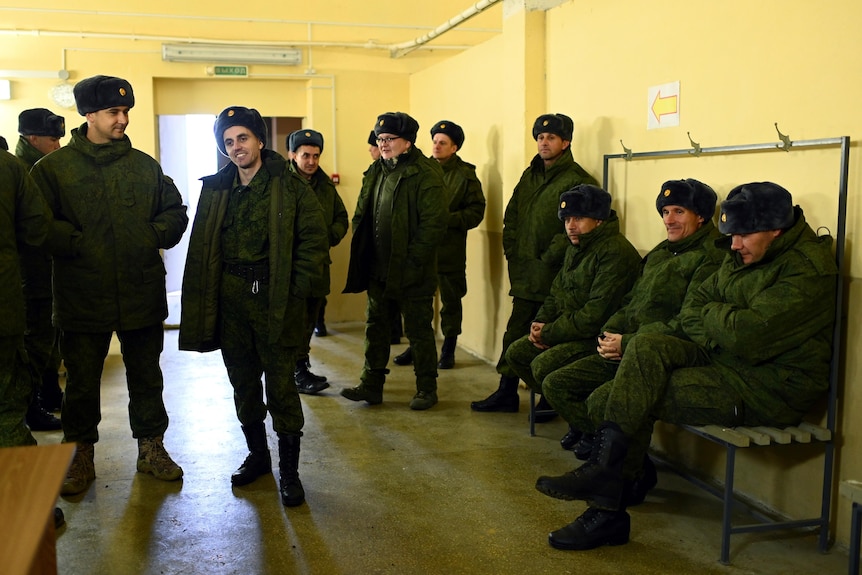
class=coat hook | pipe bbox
[774,123,792,151]
[620,140,632,161]
[687,132,701,157]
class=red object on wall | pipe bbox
[331,173,340,184]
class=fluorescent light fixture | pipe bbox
[162,44,302,66]
[0,69,69,80]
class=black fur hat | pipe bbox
[532,113,574,141]
[430,120,464,148]
[558,184,612,221]
[374,112,419,144]
[18,108,66,138]
[367,130,378,147]
[719,182,795,234]
[656,178,717,220]
[73,75,135,115]
[0,136,7,151]
[213,106,267,157]
[288,129,324,153]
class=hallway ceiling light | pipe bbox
[162,44,302,66]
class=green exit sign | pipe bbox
[212,65,248,77]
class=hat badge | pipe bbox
[119,88,126,97]
[663,189,671,197]
[304,131,311,137]
[721,213,727,222]
[228,110,235,117]
[379,120,384,126]
[542,120,549,127]
[560,201,567,209]
[440,123,446,129]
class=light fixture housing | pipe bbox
[162,44,302,66]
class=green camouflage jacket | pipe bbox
[436,154,486,274]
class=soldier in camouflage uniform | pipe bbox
[505,184,640,399]
[342,112,447,410]
[30,76,189,496]
[393,120,485,370]
[472,113,599,415]
[286,129,349,393]
[535,183,837,551]
[180,107,328,507]
[15,108,66,429]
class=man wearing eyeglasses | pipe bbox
[342,112,446,410]
[472,113,600,416]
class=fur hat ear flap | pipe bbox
[558,184,612,221]
[719,182,795,234]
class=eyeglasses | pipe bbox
[376,136,401,144]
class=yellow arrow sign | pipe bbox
[651,90,678,122]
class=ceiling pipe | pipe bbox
[389,0,503,59]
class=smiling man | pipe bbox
[535,182,837,552]
[180,107,327,508]
[30,75,189,496]
[472,113,599,416]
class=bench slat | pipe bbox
[797,422,831,441]
[783,426,812,443]
[750,426,792,444]
[694,425,751,447]
[736,427,772,446]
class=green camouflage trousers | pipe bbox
[437,271,467,338]
[220,273,304,435]
[495,297,543,378]
[505,335,596,392]
[24,296,60,394]
[0,335,37,448]
[60,323,169,444]
[362,278,436,392]
[583,334,745,479]
[298,296,324,363]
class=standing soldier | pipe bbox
[180,107,328,507]
[471,113,599,415]
[341,112,446,410]
[15,108,66,428]
[286,128,349,392]
[30,75,189,496]
[393,120,485,369]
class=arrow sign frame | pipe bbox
[648,81,680,129]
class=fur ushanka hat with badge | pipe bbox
[373,112,419,144]
[213,106,267,157]
[719,182,795,234]
[73,75,135,115]
[656,178,718,221]
[430,120,465,149]
[558,184,612,221]
[532,113,574,141]
[18,108,66,138]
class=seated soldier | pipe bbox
[535,182,837,551]
[504,184,641,406]
[541,179,723,503]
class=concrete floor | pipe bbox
[37,323,850,575]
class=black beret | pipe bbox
[373,112,419,144]
[656,178,717,220]
[430,120,465,149]
[18,108,66,138]
[532,113,573,141]
[288,129,324,153]
[213,106,267,157]
[558,184,612,221]
[719,182,795,235]
[73,75,135,115]
[367,130,378,147]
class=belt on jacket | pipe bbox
[224,262,270,284]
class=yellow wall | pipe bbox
[3,0,861,549]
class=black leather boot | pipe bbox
[437,336,457,369]
[278,434,305,507]
[560,426,582,451]
[231,422,272,486]
[573,432,595,461]
[26,393,62,431]
[548,507,631,550]
[622,455,658,507]
[535,421,629,510]
[295,359,329,395]
[393,346,413,366]
[470,375,520,412]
